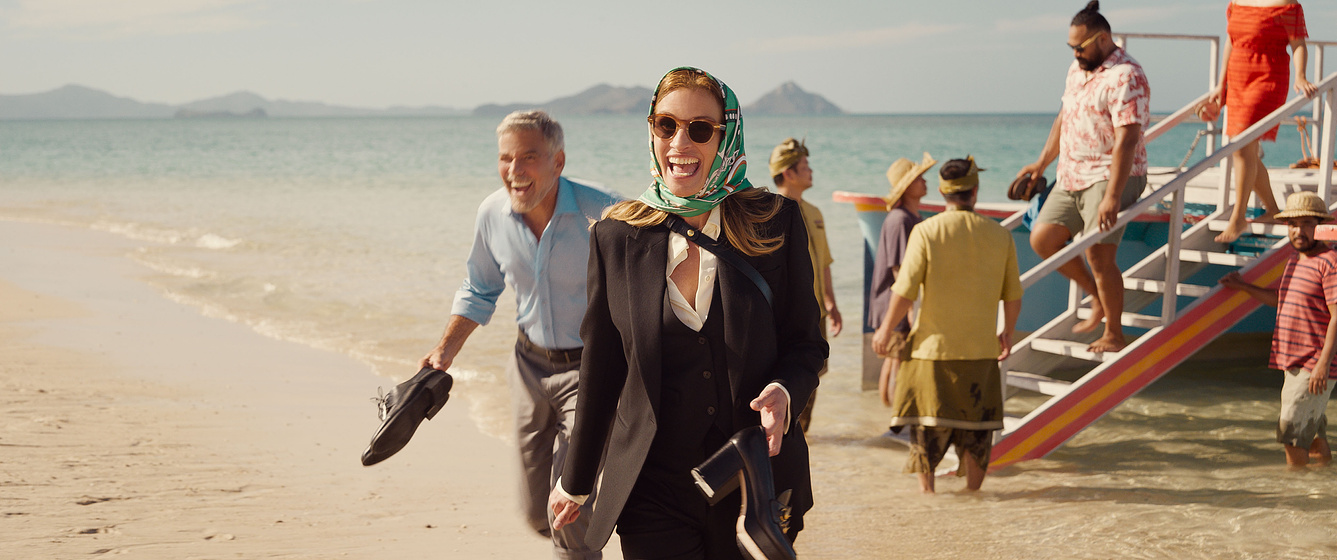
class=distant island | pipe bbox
[0,85,465,120]
[745,82,844,116]
[477,82,843,117]
[0,81,844,120]
[175,108,267,119]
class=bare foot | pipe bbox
[1310,438,1331,466]
[917,473,935,494]
[1214,219,1247,244]
[1073,305,1104,334]
[1087,333,1127,354]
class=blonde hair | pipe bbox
[603,189,784,257]
[652,68,724,109]
[609,69,784,256]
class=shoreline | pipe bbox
[5,218,1336,559]
[0,219,563,558]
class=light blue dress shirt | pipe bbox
[451,177,622,350]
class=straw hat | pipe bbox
[885,152,936,208]
[769,138,808,177]
[1274,191,1334,221]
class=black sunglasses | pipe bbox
[648,114,725,144]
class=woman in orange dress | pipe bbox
[1205,0,1316,244]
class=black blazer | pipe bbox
[562,193,827,548]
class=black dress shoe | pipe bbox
[361,367,453,466]
[692,426,798,560]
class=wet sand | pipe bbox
[1,221,565,558]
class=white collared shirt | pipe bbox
[556,209,793,507]
[666,209,722,330]
[1057,48,1150,192]
[665,209,791,433]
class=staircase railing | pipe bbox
[1010,72,1336,332]
[999,32,1222,232]
[1304,41,1336,164]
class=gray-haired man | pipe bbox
[421,110,621,558]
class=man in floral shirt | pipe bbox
[1016,0,1149,354]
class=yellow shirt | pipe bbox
[798,199,833,317]
[892,209,1023,361]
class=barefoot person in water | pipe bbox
[1015,1,1150,353]
[873,157,1022,493]
[1220,192,1336,470]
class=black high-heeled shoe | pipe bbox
[361,367,453,466]
[691,426,797,560]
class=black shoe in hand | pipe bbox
[361,367,453,466]
[691,426,797,560]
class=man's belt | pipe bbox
[517,329,583,364]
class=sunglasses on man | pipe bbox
[1068,31,1104,54]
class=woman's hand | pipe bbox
[1197,89,1222,122]
[1206,86,1224,108]
[1295,77,1317,99]
[549,487,581,531]
[750,385,789,456]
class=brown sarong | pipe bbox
[889,358,1004,431]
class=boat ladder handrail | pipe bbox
[990,51,1337,468]
[1013,71,1336,313]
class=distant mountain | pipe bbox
[745,82,843,116]
[1,81,846,120]
[175,107,268,119]
[0,84,176,119]
[474,84,654,117]
[0,85,466,120]
[175,91,464,118]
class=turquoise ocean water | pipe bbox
[2,114,1334,557]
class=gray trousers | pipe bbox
[511,339,600,559]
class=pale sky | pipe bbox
[2,0,1334,113]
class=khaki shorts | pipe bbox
[1278,367,1335,448]
[1036,176,1146,245]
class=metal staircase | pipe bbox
[990,49,1337,469]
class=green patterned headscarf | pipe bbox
[638,67,751,218]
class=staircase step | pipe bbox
[1124,277,1210,298]
[1030,338,1122,362]
[1005,371,1073,396]
[1002,414,1025,432]
[1178,249,1254,267]
[1075,308,1163,329]
[1206,220,1287,237]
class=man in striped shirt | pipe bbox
[1220,191,1336,469]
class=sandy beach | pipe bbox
[0,220,573,558]
[6,217,1337,560]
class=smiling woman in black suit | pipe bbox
[548,67,827,559]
